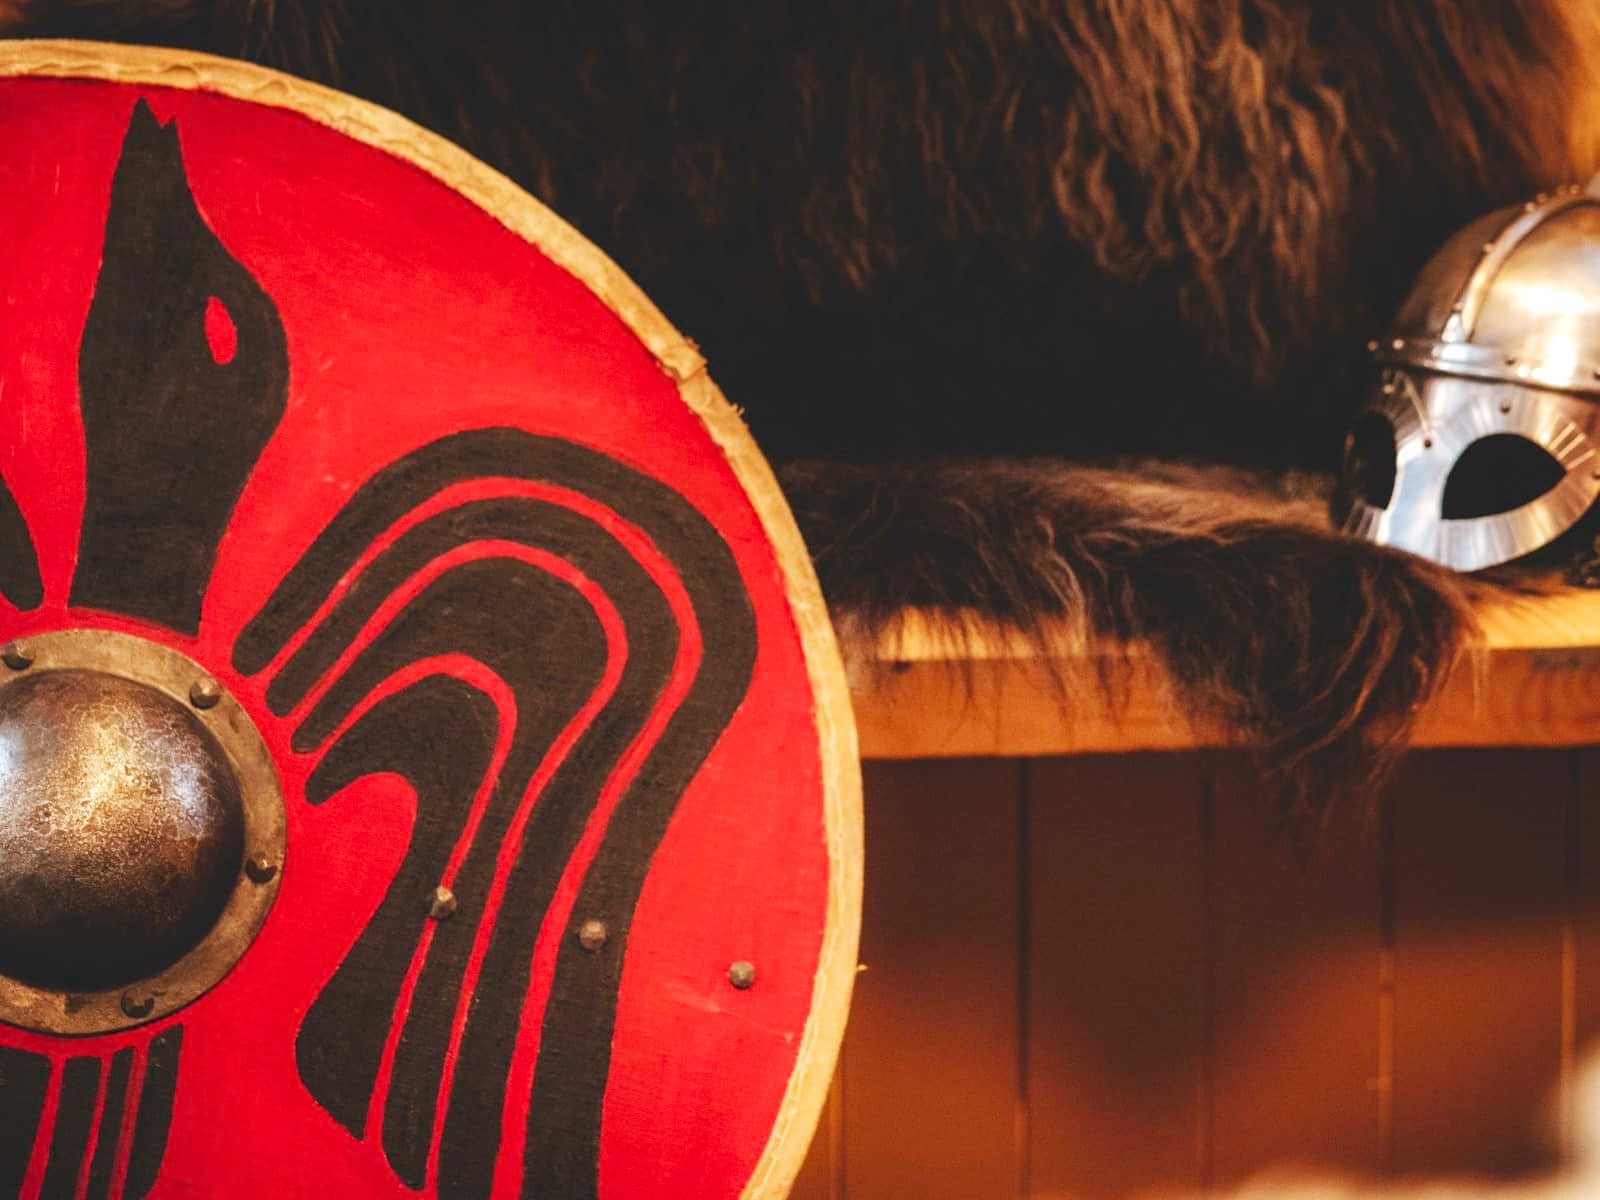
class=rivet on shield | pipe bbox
[120,990,155,1019]
[428,886,457,920]
[245,855,279,885]
[1,642,31,670]
[189,677,222,709]
[578,919,608,951]
[727,961,756,990]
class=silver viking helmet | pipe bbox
[1337,180,1600,571]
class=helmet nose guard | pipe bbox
[1338,179,1600,571]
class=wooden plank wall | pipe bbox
[790,748,1600,1199]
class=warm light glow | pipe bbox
[1147,1043,1600,1198]
[1495,280,1593,320]
[1535,329,1584,382]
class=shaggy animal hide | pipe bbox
[7,1,1600,818]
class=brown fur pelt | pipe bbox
[6,1,1600,813]
[782,458,1512,829]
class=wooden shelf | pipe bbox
[852,589,1600,758]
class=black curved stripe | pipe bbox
[0,1046,50,1194]
[279,496,678,1189]
[39,1056,100,1200]
[384,525,675,1193]
[238,430,756,1199]
[296,678,500,1142]
[286,538,657,1189]
[85,1048,133,1200]
[375,530,672,1188]
[293,557,605,753]
[287,556,612,1189]
[268,498,657,717]
[71,100,287,633]
[126,1027,182,1200]
[236,430,729,674]
[293,568,601,1182]
[0,475,42,610]
[513,496,756,1200]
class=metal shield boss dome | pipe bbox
[1337,181,1600,571]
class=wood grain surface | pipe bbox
[795,749,1600,1198]
[856,591,1600,758]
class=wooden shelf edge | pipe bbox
[852,592,1600,759]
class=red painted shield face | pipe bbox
[0,45,859,1200]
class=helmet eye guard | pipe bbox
[1339,367,1600,570]
[1339,185,1600,570]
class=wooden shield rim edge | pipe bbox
[0,39,864,1200]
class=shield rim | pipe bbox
[0,39,863,1200]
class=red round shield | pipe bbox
[0,42,860,1200]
